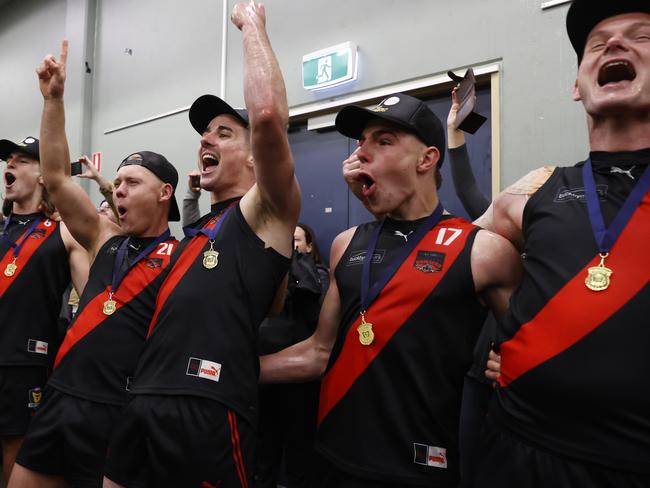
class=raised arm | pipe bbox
[233,2,301,256]
[37,40,119,255]
[447,88,490,219]
[259,227,354,383]
[181,172,201,227]
[76,155,119,224]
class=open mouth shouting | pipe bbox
[598,60,636,87]
[201,152,220,174]
[4,171,16,189]
[117,205,128,221]
[359,172,376,197]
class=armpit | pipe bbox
[504,166,555,196]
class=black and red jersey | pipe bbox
[0,213,70,367]
[48,234,177,405]
[318,215,486,487]
[495,150,650,473]
[129,203,289,426]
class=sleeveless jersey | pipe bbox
[495,150,650,473]
[0,213,70,367]
[317,215,486,487]
[47,234,177,405]
[130,203,289,425]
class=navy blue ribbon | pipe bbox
[1,214,44,258]
[183,205,234,240]
[110,229,171,295]
[583,159,650,253]
[360,202,444,313]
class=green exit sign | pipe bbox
[302,42,358,91]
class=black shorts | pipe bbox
[311,452,436,488]
[105,394,254,488]
[15,386,122,488]
[473,416,650,488]
[0,366,48,436]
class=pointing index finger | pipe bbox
[60,39,69,68]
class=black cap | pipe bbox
[117,151,180,221]
[189,94,249,134]
[0,136,40,161]
[335,93,446,166]
[567,0,650,64]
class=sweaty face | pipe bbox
[575,13,650,117]
[354,120,428,217]
[3,151,41,204]
[113,164,166,236]
[197,114,251,193]
[294,226,312,254]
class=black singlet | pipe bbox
[129,202,289,425]
[0,213,70,367]
[318,215,486,487]
[494,150,650,473]
[48,234,177,405]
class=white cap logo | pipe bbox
[382,96,400,107]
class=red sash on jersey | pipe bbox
[0,218,57,298]
[318,218,475,425]
[147,206,235,338]
[54,239,176,368]
[499,192,650,388]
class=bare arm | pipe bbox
[259,227,355,383]
[76,155,119,224]
[60,223,90,294]
[233,2,300,257]
[37,40,119,256]
[471,229,523,319]
[473,166,555,251]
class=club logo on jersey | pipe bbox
[413,443,447,469]
[144,257,163,269]
[29,228,46,239]
[413,251,445,273]
[346,250,385,267]
[554,184,607,203]
[27,388,42,409]
[27,339,48,355]
[186,357,222,383]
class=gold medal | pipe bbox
[585,252,612,292]
[4,259,17,277]
[203,240,219,269]
[103,292,117,315]
[357,313,375,346]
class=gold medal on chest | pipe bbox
[203,240,219,269]
[103,292,117,315]
[357,313,375,346]
[585,253,612,292]
[4,259,17,277]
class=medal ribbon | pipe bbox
[1,214,44,259]
[110,229,171,295]
[583,159,650,253]
[147,202,238,338]
[182,205,235,240]
[360,202,443,313]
